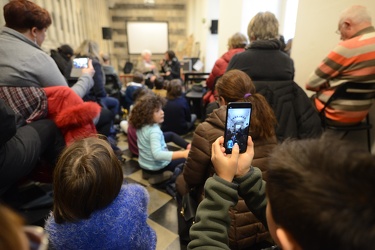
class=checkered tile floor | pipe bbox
[117,131,194,250]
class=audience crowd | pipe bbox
[0,1,374,250]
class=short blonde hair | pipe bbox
[228,32,248,49]
[247,11,279,40]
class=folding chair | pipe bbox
[319,82,375,152]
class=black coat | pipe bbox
[254,80,323,141]
[227,39,294,81]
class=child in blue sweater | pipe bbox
[45,137,156,250]
[129,93,190,184]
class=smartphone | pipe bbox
[72,57,89,68]
[224,102,252,154]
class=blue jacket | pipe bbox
[161,96,191,135]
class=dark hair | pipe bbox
[133,72,144,83]
[132,87,151,103]
[4,0,52,32]
[267,134,375,250]
[58,44,74,61]
[216,69,276,139]
[129,93,166,129]
[52,137,123,224]
[166,79,183,99]
[154,76,165,90]
[165,50,176,61]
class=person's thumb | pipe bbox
[231,143,239,158]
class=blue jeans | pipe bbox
[100,96,120,116]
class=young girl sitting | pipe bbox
[129,93,190,184]
[44,137,156,250]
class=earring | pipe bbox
[34,36,37,44]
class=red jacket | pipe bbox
[206,48,245,90]
[44,86,101,145]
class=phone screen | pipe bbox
[224,102,252,154]
[73,57,88,68]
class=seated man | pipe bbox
[306,5,375,125]
[135,50,160,89]
[0,99,65,195]
[188,135,375,250]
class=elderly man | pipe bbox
[306,5,375,125]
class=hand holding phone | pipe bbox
[72,57,89,69]
[224,102,252,154]
[81,59,95,77]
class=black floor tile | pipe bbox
[149,199,179,233]
[123,177,147,188]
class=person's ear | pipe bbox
[219,96,226,106]
[30,27,38,38]
[276,228,302,250]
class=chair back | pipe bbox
[321,81,375,111]
[319,81,375,152]
[123,61,134,74]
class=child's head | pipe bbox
[266,135,375,250]
[166,79,183,100]
[216,69,276,139]
[132,87,151,103]
[52,137,123,224]
[133,72,144,84]
[0,204,28,250]
[129,93,166,129]
[154,76,165,90]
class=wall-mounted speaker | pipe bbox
[102,27,112,40]
[210,20,218,34]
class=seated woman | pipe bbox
[176,69,278,249]
[74,40,121,141]
[161,79,196,135]
[0,0,94,99]
[160,50,181,80]
[75,40,120,117]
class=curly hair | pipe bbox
[216,69,276,139]
[129,93,166,129]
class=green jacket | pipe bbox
[188,167,267,250]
